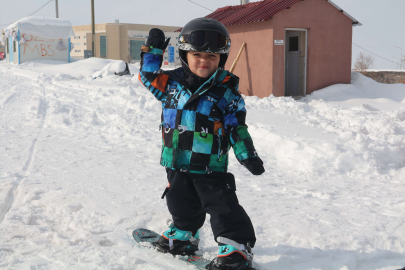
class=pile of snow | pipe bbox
[242,72,405,176]
[305,72,405,110]
[0,60,404,270]
[15,58,139,79]
[92,60,131,78]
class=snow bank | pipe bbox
[18,58,139,78]
[306,72,405,110]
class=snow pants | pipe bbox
[164,169,256,247]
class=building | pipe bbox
[2,17,74,65]
[71,21,182,66]
[206,0,361,97]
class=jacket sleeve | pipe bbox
[222,88,259,163]
[138,53,169,102]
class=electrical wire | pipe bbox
[26,0,53,17]
[0,0,53,27]
[353,43,399,65]
[187,0,214,12]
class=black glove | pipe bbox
[242,157,265,176]
[146,28,170,51]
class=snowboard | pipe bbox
[132,228,262,270]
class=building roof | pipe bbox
[4,16,75,39]
[205,0,362,27]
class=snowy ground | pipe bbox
[0,58,404,270]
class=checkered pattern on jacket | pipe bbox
[139,53,259,174]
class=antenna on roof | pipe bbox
[241,0,249,4]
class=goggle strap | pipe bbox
[179,31,230,50]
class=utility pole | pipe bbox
[91,0,95,57]
[55,0,59,18]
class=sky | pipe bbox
[0,0,404,70]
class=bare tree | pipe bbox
[354,52,374,73]
[401,55,405,70]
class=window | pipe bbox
[289,36,299,52]
[84,36,86,39]
[130,40,144,60]
[84,43,86,45]
[100,36,107,58]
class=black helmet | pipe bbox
[178,18,231,68]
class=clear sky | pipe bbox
[1,0,404,69]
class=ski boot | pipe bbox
[153,219,200,256]
[206,237,254,270]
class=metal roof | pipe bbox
[205,0,361,27]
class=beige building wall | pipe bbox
[71,22,181,64]
[72,24,107,59]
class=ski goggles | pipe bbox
[179,30,231,51]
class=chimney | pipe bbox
[115,20,119,25]
[241,0,249,4]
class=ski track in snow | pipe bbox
[0,60,405,270]
[0,74,49,224]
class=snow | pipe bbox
[92,60,130,78]
[364,70,405,72]
[305,72,405,111]
[4,16,75,40]
[0,59,404,270]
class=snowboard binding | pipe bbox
[206,237,256,270]
[153,219,200,256]
[206,259,256,270]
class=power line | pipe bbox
[0,0,53,27]
[353,43,399,65]
[187,0,214,12]
[27,0,53,17]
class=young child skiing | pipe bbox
[138,18,265,270]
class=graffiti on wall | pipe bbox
[22,35,57,57]
[19,34,69,63]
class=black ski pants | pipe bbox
[164,169,256,247]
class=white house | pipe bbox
[2,17,75,64]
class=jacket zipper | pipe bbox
[218,127,223,162]
[182,69,224,109]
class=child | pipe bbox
[138,18,265,270]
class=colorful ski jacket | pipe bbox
[139,52,259,174]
